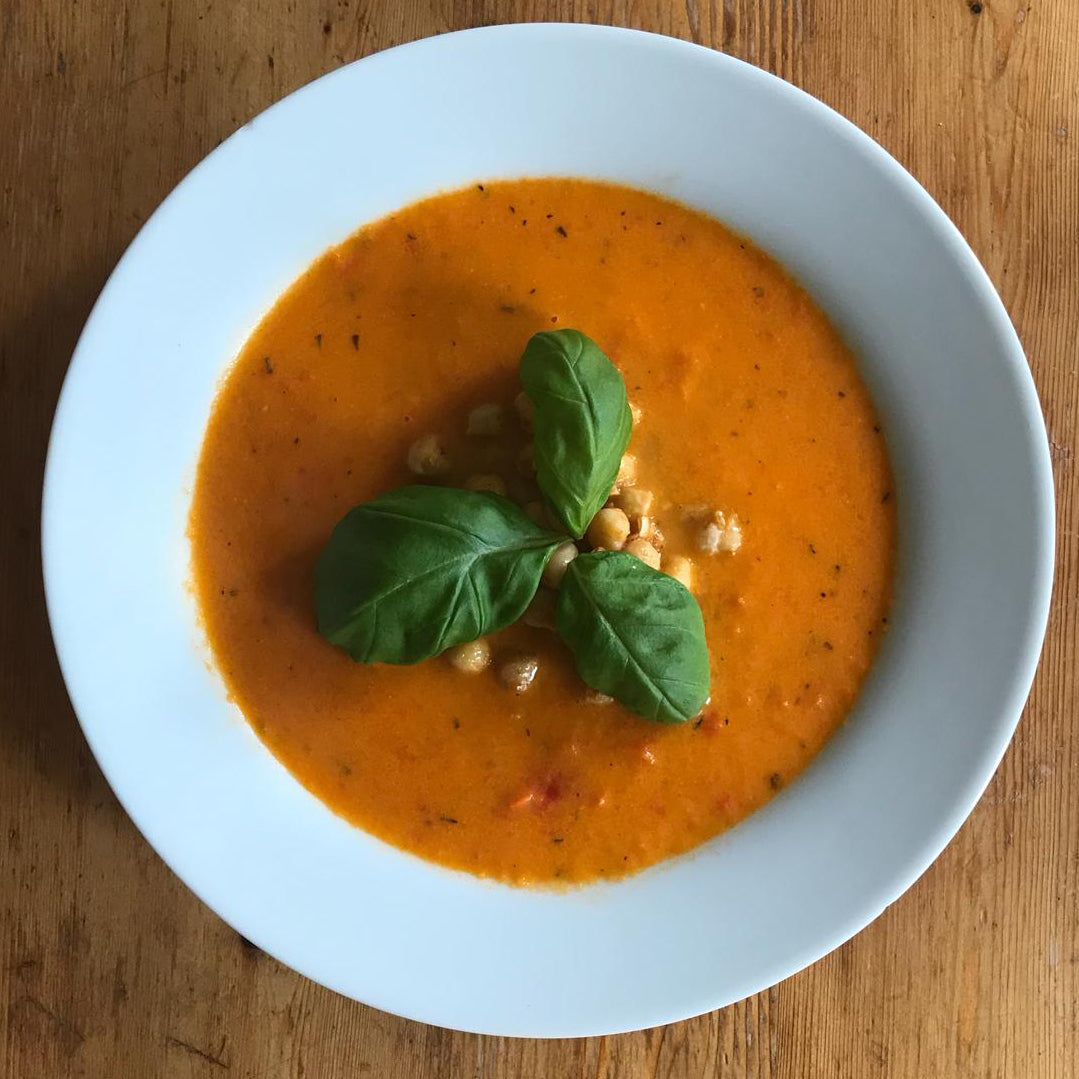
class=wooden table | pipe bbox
[3,2,1076,1075]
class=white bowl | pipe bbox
[42,25,1053,1036]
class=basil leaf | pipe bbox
[315,485,564,664]
[520,330,632,537]
[556,551,710,723]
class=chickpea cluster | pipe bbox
[405,392,741,695]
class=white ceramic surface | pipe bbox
[42,25,1053,1037]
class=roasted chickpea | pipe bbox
[406,433,450,476]
[614,487,654,518]
[663,554,695,591]
[586,507,631,551]
[447,638,491,673]
[466,402,503,437]
[499,656,539,693]
[624,537,662,570]
[542,541,579,587]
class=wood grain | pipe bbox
[2,1,1076,1075]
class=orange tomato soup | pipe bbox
[190,179,895,885]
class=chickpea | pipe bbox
[447,638,491,674]
[406,433,450,476]
[624,537,662,570]
[466,402,503,437]
[517,442,536,477]
[499,655,539,693]
[586,507,631,551]
[614,487,654,518]
[664,554,695,591]
[542,541,579,587]
[615,453,638,488]
[463,474,507,496]
[514,391,535,429]
[521,590,557,630]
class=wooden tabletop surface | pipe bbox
[3,1,1077,1075]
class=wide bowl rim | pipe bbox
[42,23,1055,1037]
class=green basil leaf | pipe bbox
[520,330,632,537]
[315,485,564,664]
[556,551,710,723]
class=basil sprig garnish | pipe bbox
[316,486,564,664]
[314,330,711,723]
[557,552,710,724]
[520,330,633,537]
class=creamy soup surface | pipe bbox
[190,179,896,885]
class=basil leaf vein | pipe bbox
[315,485,565,664]
[520,329,632,536]
[556,551,711,723]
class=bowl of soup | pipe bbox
[42,25,1053,1036]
